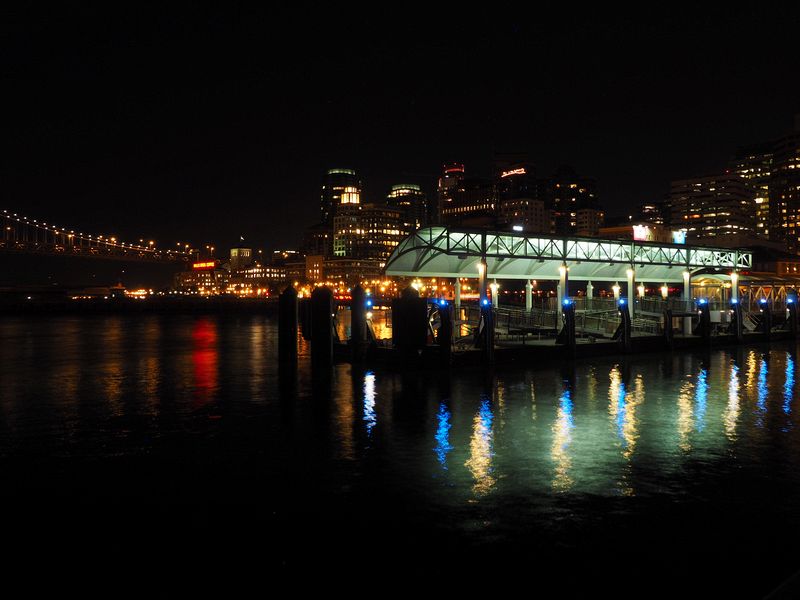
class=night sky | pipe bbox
[3,6,799,254]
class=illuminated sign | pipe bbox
[501,168,527,178]
[671,230,687,244]
[193,261,216,270]
[632,225,652,241]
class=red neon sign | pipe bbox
[193,261,216,270]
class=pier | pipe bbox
[281,227,800,368]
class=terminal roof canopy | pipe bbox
[385,227,753,283]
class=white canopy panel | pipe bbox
[385,227,752,283]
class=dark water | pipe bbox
[2,314,799,596]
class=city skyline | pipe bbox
[3,7,799,253]
[5,9,800,595]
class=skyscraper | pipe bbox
[494,161,549,233]
[320,168,361,225]
[669,173,755,246]
[332,203,404,261]
[548,166,601,236]
[731,141,773,239]
[386,184,427,234]
[437,163,496,227]
[436,163,465,224]
[771,123,800,253]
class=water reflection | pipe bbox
[784,352,795,416]
[139,319,161,414]
[434,403,453,468]
[586,366,598,405]
[757,356,769,418]
[363,371,377,437]
[724,361,741,441]
[465,395,495,496]
[695,367,708,433]
[249,319,266,398]
[551,380,574,492]
[191,318,219,406]
[609,367,643,459]
[100,318,124,416]
[677,377,694,452]
[6,314,800,518]
[608,366,644,495]
[609,366,627,442]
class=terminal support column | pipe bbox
[558,262,568,319]
[478,257,487,305]
[683,269,692,335]
[626,267,635,319]
[525,279,532,312]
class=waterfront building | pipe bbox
[229,246,253,271]
[323,258,385,286]
[305,254,324,283]
[174,260,229,294]
[285,258,307,284]
[332,203,404,261]
[731,141,773,239]
[726,116,800,252]
[598,222,675,243]
[669,172,756,246]
[228,263,287,291]
[771,123,800,253]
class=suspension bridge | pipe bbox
[1,209,194,263]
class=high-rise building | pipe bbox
[669,173,755,245]
[332,203,404,262]
[635,202,668,226]
[436,163,466,224]
[437,163,495,227]
[320,168,361,225]
[386,184,427,234]
[547,166,601,236]
[575,207,605,237]
[301,222,332,257]
[495,161,550,233]
[731,141,773,239]
[771,124,800,253]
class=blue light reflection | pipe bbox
[784,352,795,416]
[757,358,768,415]
[434,403,454,468]
[695,368,708,432]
